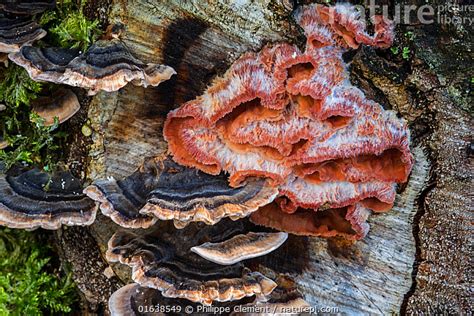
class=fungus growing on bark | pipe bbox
[84,158,161,229]
[106,221,277,305]
[233,275,310,315]
[0,12,46,53]
[109,283,251,316]
[31,88,80,126]
[191,232,288,265]
[85,156,278,228]
[163,3,413,240]
[9,39,176,95]
[0,168,97,229]
[141,157,278,228]
[0,0,56,15]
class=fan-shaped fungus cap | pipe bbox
[109,283,248,316]
[106,221,277,305]
[141,157,278,228]
[163,3,412,240]
[0,168,97,229]
[84,157,161,229]
[232,275,311,315]
[86,156,278,228]
[191,232,288,265]
[0,0,56,15]
[31,88,80,126]
[9,40,176,95]
[0,12,46,53]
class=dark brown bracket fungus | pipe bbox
[0,12,46,53]
[108,283,252,316]
[106,221,277,305]
[84,158,161,229]
[0,0,56,15]
[31,88,80,126]
[0,168,97,229]
[141,158,278,229]
[9,39,176,95]
[232,275,310,315]
[191,232,288,265]
[85,156,278,229]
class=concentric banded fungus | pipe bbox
[233,275,310,315]
[106,221,277,305]
[85,156,278,228]
[191,232,288,265]
[163,3,413,240]
[31,88,80,126]
[0,168,97,229]
[9,39,176,95]
[0,0,56,15]
[141,157,278,228]
[0,12,46,53]
[84,158,161,229]
[109,283,248,316]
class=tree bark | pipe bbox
[56,0,473,314]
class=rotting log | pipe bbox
[56,0,473,314]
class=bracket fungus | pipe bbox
[191,231,288,265]
[9,39,176,95]
[31,88,80,126]
[85,156,278,229]
[232,275,310,315]
[163,3,413,240]
[0,0,56,15]
[106,221,277,305]
[0,12,46,53]
[0,168,97,229]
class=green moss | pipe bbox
[0,65,67,170]
[40,0,102,52]
[0,228,77,315]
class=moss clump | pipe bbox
[0,65,66,170]
[0,228,77,315]
[40,0,102,52]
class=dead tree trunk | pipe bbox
[56,0,472,314]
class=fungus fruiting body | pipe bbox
[106,221,277,305]
[163,3,413,240]
[9,40,176,95]
[85,156,278,228]
[234,275,310,315]
[31,88,80,126]
[0,168,97,229]
[191,231,288,265]
[0,12,46,53]
[0,0,56,15]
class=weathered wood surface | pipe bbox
[55,0,472,314]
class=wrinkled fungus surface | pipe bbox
[106,221,277,305]
[0,12,46,53]
[9,39,176,95]
[0,168,97,229]
[85,156,278,228]
[164,3,413,240]
[0,0,56,15]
